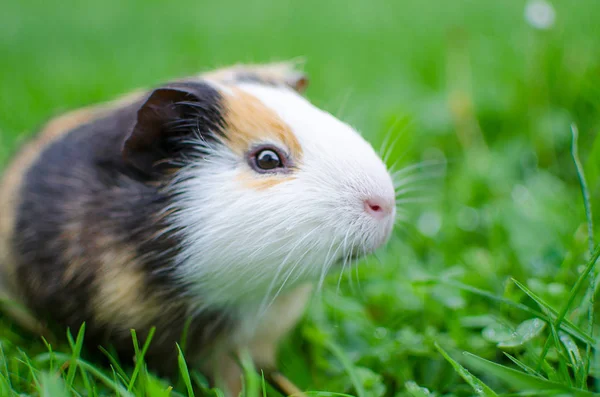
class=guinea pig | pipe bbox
[0,61,396,395]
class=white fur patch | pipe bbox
[168,83,395,334]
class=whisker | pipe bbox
[336,229,353,296]
[243,217,315,263]
[336,255,349,297]
[318,239,342,291]
[380,118,409,165]
[379,117,401,158]
[267,239,321,310]
[357,241,370,298]
[371,250,384,267]
[394,185,437,197]
[396,197,436,205]
[352,242,366,297]
[394,172,444,190]
[258,227,321,315]
[259,244,317,317]
[391,159,447,179]
[383,133,404,165]
[393,168,447,184]
[388,158,404,176]
[335,89,354,119]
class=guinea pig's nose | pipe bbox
[364,196,394,219]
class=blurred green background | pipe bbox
[1,0,600,396]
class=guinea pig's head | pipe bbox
[122,71,396,309]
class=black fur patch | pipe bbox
[11,81,235,370]
[122,82,226,178]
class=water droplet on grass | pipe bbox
[498,318,546,348]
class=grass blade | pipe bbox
[571,123,595,264]
[434,343,498,396]
[462,352,599,397]
[537,246,600,368]
[20,351,41,391]
[40,337,55,374]
[502,353,544,378]
[66,323,86,388]
[128,327,156,392]
[437,279,593,344]
[511,279,573,382]
[179,317,193,356]
[176,343,194,397]
[112,366,121,397]
[510,278,568,331]
[240,350,259,397]
[309,333,366,397]
[546,320,572,385]
[560,331,586,388]
[594,340,600,392]
[98,346,130,384]
[572,123,597,388]
[35,352,133,397]
[78,363,95,397]
[0,344,12,392]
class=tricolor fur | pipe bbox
[0,61,396,395]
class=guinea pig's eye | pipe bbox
[256,149,282,170]
[248,146,288,173]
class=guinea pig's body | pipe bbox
[0,62,396,394]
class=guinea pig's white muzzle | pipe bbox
[310,146,397,258]
[332,166,397,257]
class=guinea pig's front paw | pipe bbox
[267,371,307,397]
[214,361,305,397]
[213,355,244,397]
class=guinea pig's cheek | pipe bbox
[234,170,295,191]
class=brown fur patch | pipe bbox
[222,88,303,158]
[91,239,161,332]
[222,88,302,190]
[235,170,296,190]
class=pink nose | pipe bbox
[364,197,393,219]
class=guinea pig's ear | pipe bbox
[272,60,309,93]
[284,69,309,94]
[254,60,310,94]
[122,84,222,176]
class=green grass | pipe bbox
[2,0,600,395]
